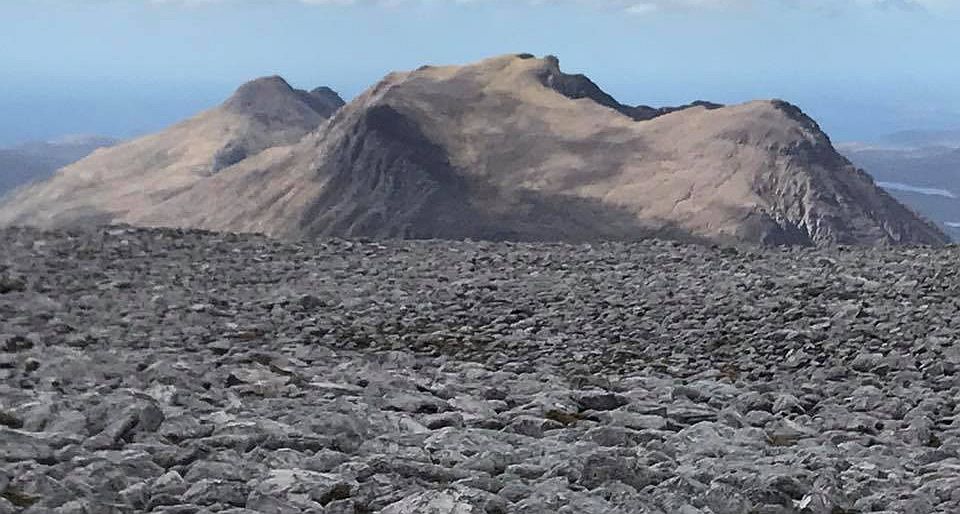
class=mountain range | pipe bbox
[0,54,947,246]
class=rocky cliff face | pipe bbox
[726,101,948,246]
[536,55,722,122]
[0,54,946,246]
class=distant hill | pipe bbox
[875,129,960,149]
[0,77,344,227]
[0,54,947,246]
[839,140,960,240]
[0,135,118,196]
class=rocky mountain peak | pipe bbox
[222,75,344,124]
[301,86,346,118]
[310,86,345,104]
[222,75,296,113]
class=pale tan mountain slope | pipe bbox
[0,54,946,245]
[118,54,945,245]
[0,76,344,227]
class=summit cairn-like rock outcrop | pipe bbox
[0,54,946,246]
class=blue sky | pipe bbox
[2,0,959,145]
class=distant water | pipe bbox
[945,222,960,229]
[877,181,957,198]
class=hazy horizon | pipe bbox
[4,0,960,146]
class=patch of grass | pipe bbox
[0,410,22,429]
[545,409,581,426]
[3,489,38,508]
[0,275,26,294]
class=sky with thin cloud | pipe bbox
[2,0,958,145]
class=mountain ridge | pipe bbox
[0,54,947,246]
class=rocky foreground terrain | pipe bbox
[2,227,960,513]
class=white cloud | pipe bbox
[625,2,659,15]
[781,0,952,12]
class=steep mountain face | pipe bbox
[0,77,343,227]
[0,135,118,196]
[0,54,946,246]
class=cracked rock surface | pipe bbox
[2,226,960,513]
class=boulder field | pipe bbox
[2,226,960,513]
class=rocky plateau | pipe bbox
[2,226,960,513]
